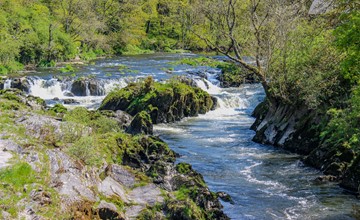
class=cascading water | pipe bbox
[155,72,359,220]
[4,79,12,89]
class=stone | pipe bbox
[340,156,360,193]
[96,201,125,220]
[217,192,234,204]
[99,78,215,124]
[126,111,153,135]
[98,177,129,203]
[30,187,52,206]
[10,77,31,93]
[63,99,79,104]
[71,79,105,96]
[314,175,338,183]
[105,164,136,188]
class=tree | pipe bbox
[189,0,315,105]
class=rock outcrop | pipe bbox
[70,78,105,96]
[0,90,228,219]
[251,100,360,193]
[99,77,215,123]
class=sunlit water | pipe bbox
[7,53,359,219]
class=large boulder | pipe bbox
[10,78,31,93]
[71,79,105,96]
[99,77,215,124]
[126,111,153,135]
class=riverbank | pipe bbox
[251,100,360,194]
[1,53,359,219]
[0,86,229,219]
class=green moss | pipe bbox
[49,103,67,114]
[0,163,38,217]
[176,163,192,175]
[60,64,75,73]
[100,78,214,123]
[165,198,205,220]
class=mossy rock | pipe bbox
[341,156,360,192]
[99,77,214,124]
[49,103,68,114]
[117,134,176,169]
[165,199,206,220]
[126,111,153,135]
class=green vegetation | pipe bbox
[173,56,255,86]
[100,77,214,123]
[0,0,210,74]
[59,64,75,73]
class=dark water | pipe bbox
[10,53,360,219]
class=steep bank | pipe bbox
[0,89,228,219]
[251,100,360,193]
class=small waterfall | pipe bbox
[29,77,64,99]
[4,79,12,89]
[85,81,91,96]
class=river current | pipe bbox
[9,53,359,219]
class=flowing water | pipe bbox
[4,53,359,219]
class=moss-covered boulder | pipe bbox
[126,111,153,135]
[99,77,215,123]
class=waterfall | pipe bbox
[4,79,11,89]
[29,77,64,99]
[85,81,91,96]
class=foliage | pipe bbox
[48,103,67,114]
[60,64,75,73]
[320,86,360,151]
[66,136,101,166]
[334,10,360,83]
[0,0,208,73]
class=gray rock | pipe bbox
[1,211,11,220]
[96,201,124,220]
[47,150,97,207]
[106,164,136,188]
[98,177,129,203]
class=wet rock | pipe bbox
[126,111,153,135]
[0,78,4,90]
[340,156,360,193]
[217,191,234,204]
[324,162,347,176]
[187,70,208,79]
[63,91,75,97]
[71,79,105,96]
[314,175,338,183]
[96,201,125,220]
[251,101,320,155]
[11,78,31,93]
[63,98,79,104]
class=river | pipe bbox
[5,53,359,219]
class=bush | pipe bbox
[66,136,100,166]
